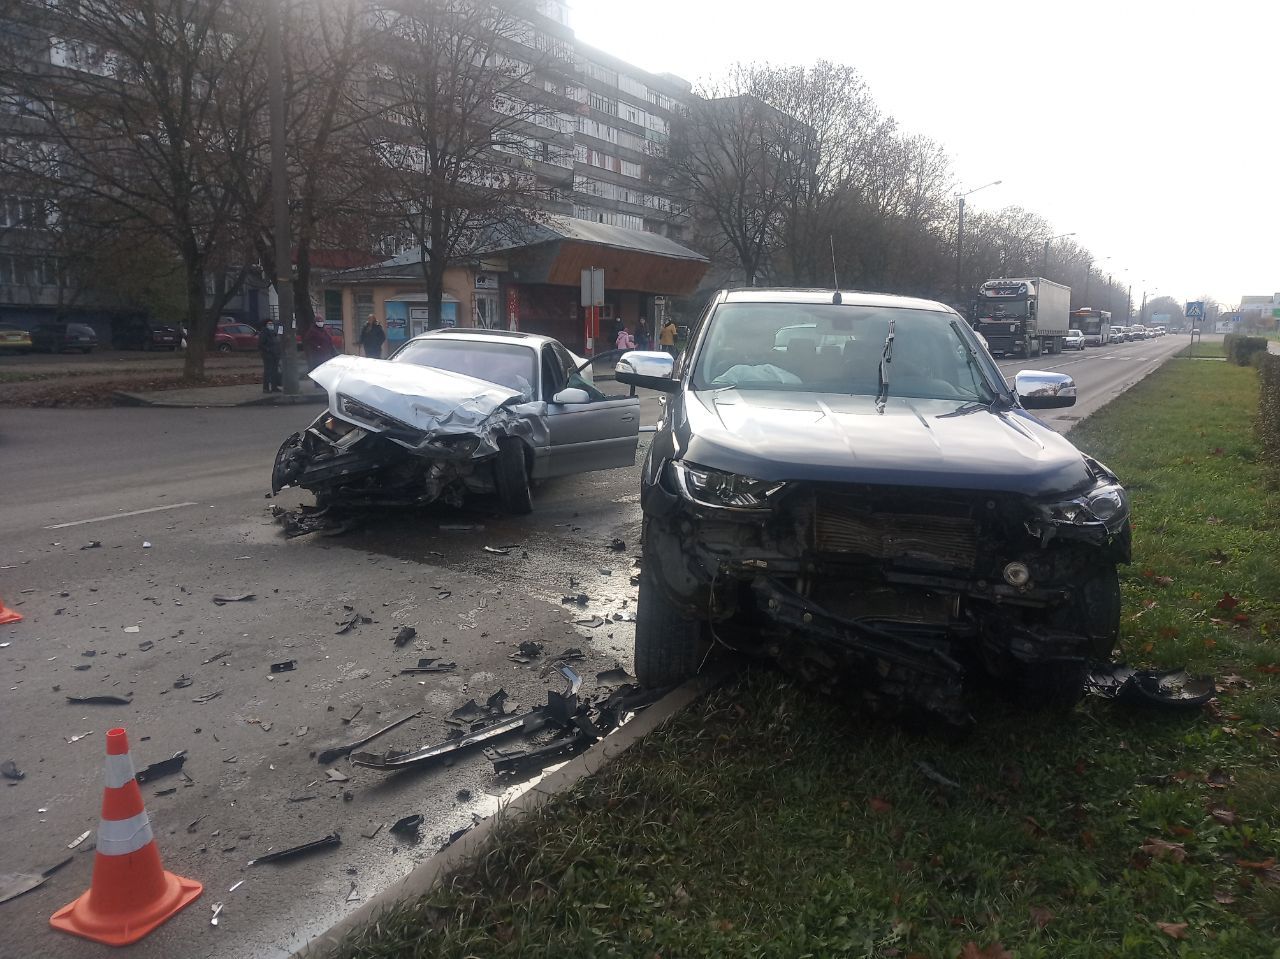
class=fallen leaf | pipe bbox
[1158,626,1180,640]
[1216,592,1240,610]
[1023,815,1046,838]
[868,797,893,815]
[1257,664,1280,675]
[1233,613,1251,625]
[1218,674,1252,691]
[1237,858,1277,871]
[1210,807,1237,826]
[1153,575,1174,587]
[1029,905,1055,929]
[1213,891,1236,904]
[1157,921,1188,940]
[1210,447,1225,456]
[1206,767,1234,788]
[1141,838,1188,863]
[958,942,1013,959]
[1141,598,1158,610]
[1206,515,1223,526]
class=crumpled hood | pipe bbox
[309,355,523,433]
[680,389,1093,498]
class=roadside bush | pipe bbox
[1258,352,1280,486]
[1224,333,1268,366]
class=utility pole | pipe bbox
[1083,257,1092,301]
[954,194,965,303]
[267,0,298,393]
[1042,232,1076,275]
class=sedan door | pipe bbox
[539,344,640,478]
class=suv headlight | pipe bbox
[672,462,786,510]
[1039,483,1129,532]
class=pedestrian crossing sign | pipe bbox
[1186,301,1205,320]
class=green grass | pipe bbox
[1176,340,1227,358]
[332,359,1280,959]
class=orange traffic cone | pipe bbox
[50,727,202,945]
[0,595,21,625]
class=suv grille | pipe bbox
[815,494,978,569]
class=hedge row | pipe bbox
[1258,352,1280,487]
[1224,333,1269,366]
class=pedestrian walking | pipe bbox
[258,323,282,392]
[302,319,337,388]
[359,314,386,359]
[659,318,678,356]
[636,325,651,351]
[615,324,635,351]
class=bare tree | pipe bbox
[0,0,263,377]
[362,0,563,326]
[666,65,799,286]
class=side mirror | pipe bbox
[551,387,591,405]
[1015,370,1077,409]
[615,350,679,393]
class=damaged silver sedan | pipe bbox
[272,330,640,514]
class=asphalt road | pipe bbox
[0,335,1196,958]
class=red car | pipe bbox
[293,319,345,353]
[214,321,260,352]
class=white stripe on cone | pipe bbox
[103,752,136,790]
[97,810,154,856]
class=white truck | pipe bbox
[974,277,1072,357]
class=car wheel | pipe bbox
[216,343,232,353]
[634,570,711,687]
[1018,565,1122,709]
[493,437,533,515]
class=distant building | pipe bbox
[1238,294,1280,331]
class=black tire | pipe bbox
[216,343,232,353]
[493,437,532,514]
[634,571,710,687]
[1019,565,1122,709]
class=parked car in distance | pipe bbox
[615,288,1130,723]
[214,321,260,352]
[30,322,98,353]
[0,324,33,353]
[1129,325,1148,340]
[1064,329,1086,350]
[1112,326,1130,342]
[112,317,181,351]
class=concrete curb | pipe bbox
[112,390,328,408]
[291,671,722,959]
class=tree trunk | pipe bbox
[182,264,206,380]
[427,262,445,330]
[292,254,314,334]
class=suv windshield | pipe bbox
[691,303,997,402]
[392,337,536,399]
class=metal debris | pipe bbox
[80,541,101,550]
[392,626,416,648]
[916,761,962,791]
[315,709,423,765]
[1086,664,1216,709]
[193,690,223,704]
[346,883,360,903]
[65,731,93,744]
[360,823,383,839]
[335,610,373,635]
[0,857,73,905]
[341,705,363,725]
[65,693,133,706]
[573,615,605,628]
[173,675,193,689]
[138,640,154,651]
[269,660,297,673]
[201,650,231,665]
[249,833,341,866]
[67,829,92,849]
[389,814,423,837]
[560,593,589,606]
[1,760,23,781]
[229,880,245,893]
[325,768,350,783]
[608,538,626,551]
[135,752,187,784]
[212,594,255,605]
[210,902,224,926]
[399,658,456,674]
[482,546,511,555]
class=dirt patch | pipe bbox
[0,370,263,407]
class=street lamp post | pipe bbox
[954,179,1001,303]
[1042,232,1076,275]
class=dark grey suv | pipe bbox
[616,289,1131,723]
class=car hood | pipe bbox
[679,389,1093,498]
[309,355,524,433]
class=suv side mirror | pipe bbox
[615,350,679,393]
[1015,370,1077,409]
[551,387,591,405]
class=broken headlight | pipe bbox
[672,461,786,510]
[1038,483,1129,532]
[338,395,414,433]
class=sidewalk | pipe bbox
[113,383,329,407]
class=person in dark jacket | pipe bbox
[258,323,282,392]
[359,315,386,358]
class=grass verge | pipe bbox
[1176,340,1227,359]
[331,358,1280,959]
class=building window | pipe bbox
[581,60,617,86]
[589,91,616,116]
[620,159,641,179]
[618,74,647,99]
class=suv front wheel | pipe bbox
[634,571,711,687]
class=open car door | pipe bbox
[537,345,640,479]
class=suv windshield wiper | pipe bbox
[875,319,895,410]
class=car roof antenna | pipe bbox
[830,235,841,304]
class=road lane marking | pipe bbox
[44,502,199,530]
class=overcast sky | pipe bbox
[573,0,1276,308]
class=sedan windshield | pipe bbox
[692,304,997,402]
[392,338,536,400]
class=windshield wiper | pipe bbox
[875,319,895,411]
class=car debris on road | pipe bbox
[315,709,423,765]
[248,832,341,866]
